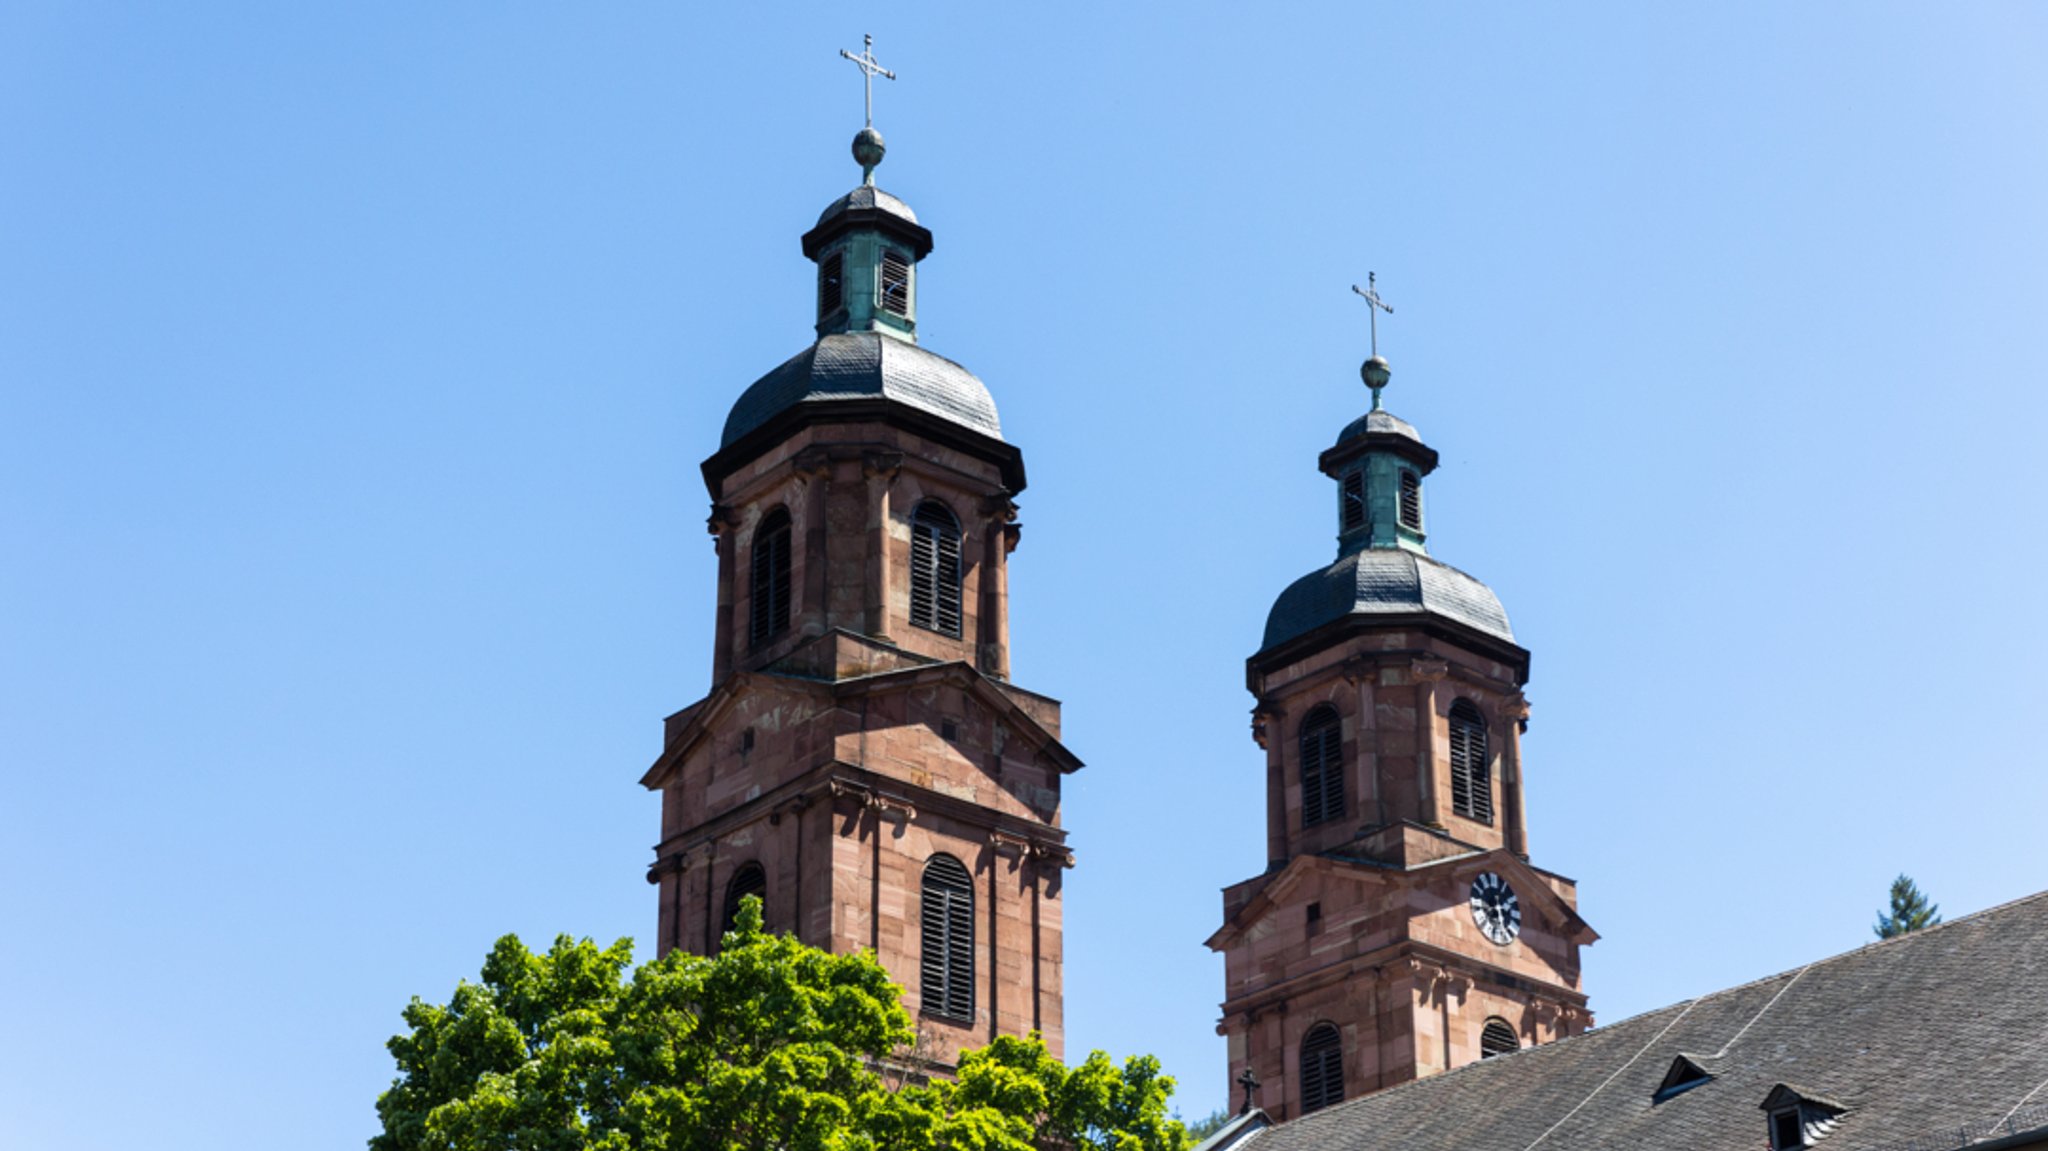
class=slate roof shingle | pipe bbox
[1236,890,2048,1151]
[1260,549,1516,653]
[720,331,1003,450]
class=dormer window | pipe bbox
[818,252,844,318]
[1341,471,1366,532]
[1761,1085,1847,1149]
[1398,470,1423,531]
[1654,1055,1711,1102]
[880,250,911,316]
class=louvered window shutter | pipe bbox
[1449,701,1492,823]
[750,510,793,646]
[1299,708,1344,828]
[910,502,963,637]
[1300,1024,1345,1114]
[880,251,911,316]
[920,855,975,1020]
[818,252,843,317]
[1398,471,1422,531]
[1481,1017,1519,1058]
[1341,471,1366,532]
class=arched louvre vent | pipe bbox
[1341,471,1366,532]
[1398,470,1423,531]
[880,251,911,316]
[721,863,766,936]
[818,252,844,317]
[1300,706,1344,827]
[750,508,793,646]
[909,501,963,637]
[1300,1023,1344,1115]
[920,854,975,1020]
[1449,700,1492,823]
[1481,1017,1519,1059]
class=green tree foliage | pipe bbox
[1874,873,1943,939]
[373,897,1189,1151]
[1181,1109,1232,1141]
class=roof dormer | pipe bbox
[1761,1084,1848,1149]
[1652,1055,1712,1103]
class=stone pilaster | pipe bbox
[1412,659,1450,829]
[1497,692,1531,858]
[793,447,832,637]
[862,451,902,641]
[708,505,737,684]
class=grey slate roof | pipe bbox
[1240,890,2048,1151]
[1261,549,1515,652]
[814,184,920,227]
[1336,408,1423,446]
[720,331,1003,449]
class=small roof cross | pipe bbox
[1351,271,1394,358]
[839,34,896,129]
[1236,1066,1261,1115]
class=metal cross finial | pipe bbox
[1236,1067,1261,1115]
[1351,271,1394,358]
[839,34,896,129]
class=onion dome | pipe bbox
[1262,549,1514,650]
[703,128,1022,493]
[1256,353,1522,666]
[721,330,1001,448]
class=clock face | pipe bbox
[1470,872,1521,945]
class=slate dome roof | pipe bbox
[1335,407,1423,446]
[815,184,919,228]
[720,331,1003,449]
[1261,548,1515,653]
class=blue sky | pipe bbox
[4,4,2047,1146]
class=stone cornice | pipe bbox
[1246,612,1531,689]
[1247,646,1522,715]
[704,404,1027,500]
[647,760,1070,876]
[1217,937,1590,1022]
[642,638,1081,790]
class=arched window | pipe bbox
[721,862,766,935]
[921,854,975,1020]
[1300,1023,1344,1114]
[909,501,963,637]
[1300,706,1344,828]
[1449,700,1492,823]
[1398,470,1422,531]
[750,508,792,646]
[1481,1017,1519,1059]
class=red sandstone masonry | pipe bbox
[1213,626,1594,1119]
[649,411,1074,1072]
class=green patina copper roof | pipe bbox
[1259,353,1515,659]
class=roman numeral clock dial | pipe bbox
[1470,872,1522,945]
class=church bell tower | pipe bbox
[640,48,1078,1069]
[1207,292,1596,1118]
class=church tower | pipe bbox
[1207,306,1596,1118]
[641,64,1078,1069]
